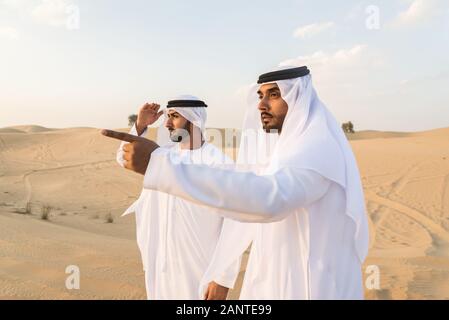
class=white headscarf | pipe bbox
[116,95,208,168]
[238,66,369,263]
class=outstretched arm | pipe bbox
[102,130,331,222]
[143,150,331,223]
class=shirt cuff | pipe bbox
[130,123,148,137]
[212,273,238,290]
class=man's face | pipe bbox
[257,83,288,133]
[165,109,191,142]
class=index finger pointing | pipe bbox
[101,129,139,143]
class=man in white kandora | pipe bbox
[104,66,370,300]
[116,95,238,300]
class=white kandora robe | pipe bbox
[117,99,239,300]
[143,72,370,300]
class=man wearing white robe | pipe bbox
[103,67,370,300]
[116,96,238,300]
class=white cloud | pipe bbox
[293,21,334,39]
[391,0,444,27]
[277,45,388,127]
[1,0,28,9]
[2,0,78,29]
[279,45,375,79]
[31,0,74,27]
[0,26,19,39]
[278,45,386,104]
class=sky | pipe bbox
[0,0,449,132]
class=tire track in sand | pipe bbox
[368,162,423,243]
[21,160,116,206]
[365,190,449,243]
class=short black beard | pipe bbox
[169,122,191,143]
[264,127,281,134]
[262,121,281,134]
[262,115,285,134]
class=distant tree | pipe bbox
[128,114,138,127]
[342,121,355,134]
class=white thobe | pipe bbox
[143,149,365,300]
[119,127,239,300]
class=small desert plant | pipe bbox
[105,213,114,223]
[128,114,138,127]
[41,204,52,220]
[342,121,355,134]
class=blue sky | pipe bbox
[1,0,448,131]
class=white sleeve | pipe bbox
[198,218,255,296]
[143,151,331,223]
[210,219,244,289]
[116,124,148,167]
[212,256,242,289]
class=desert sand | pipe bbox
[0,125,448,299]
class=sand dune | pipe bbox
[349,128,449,299]
[347,127,449,141]
[6,125,56,133]
[347,130,412,140]
[1,125,448,299]
[0,128,24,134]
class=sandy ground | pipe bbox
[0,125,448,299]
